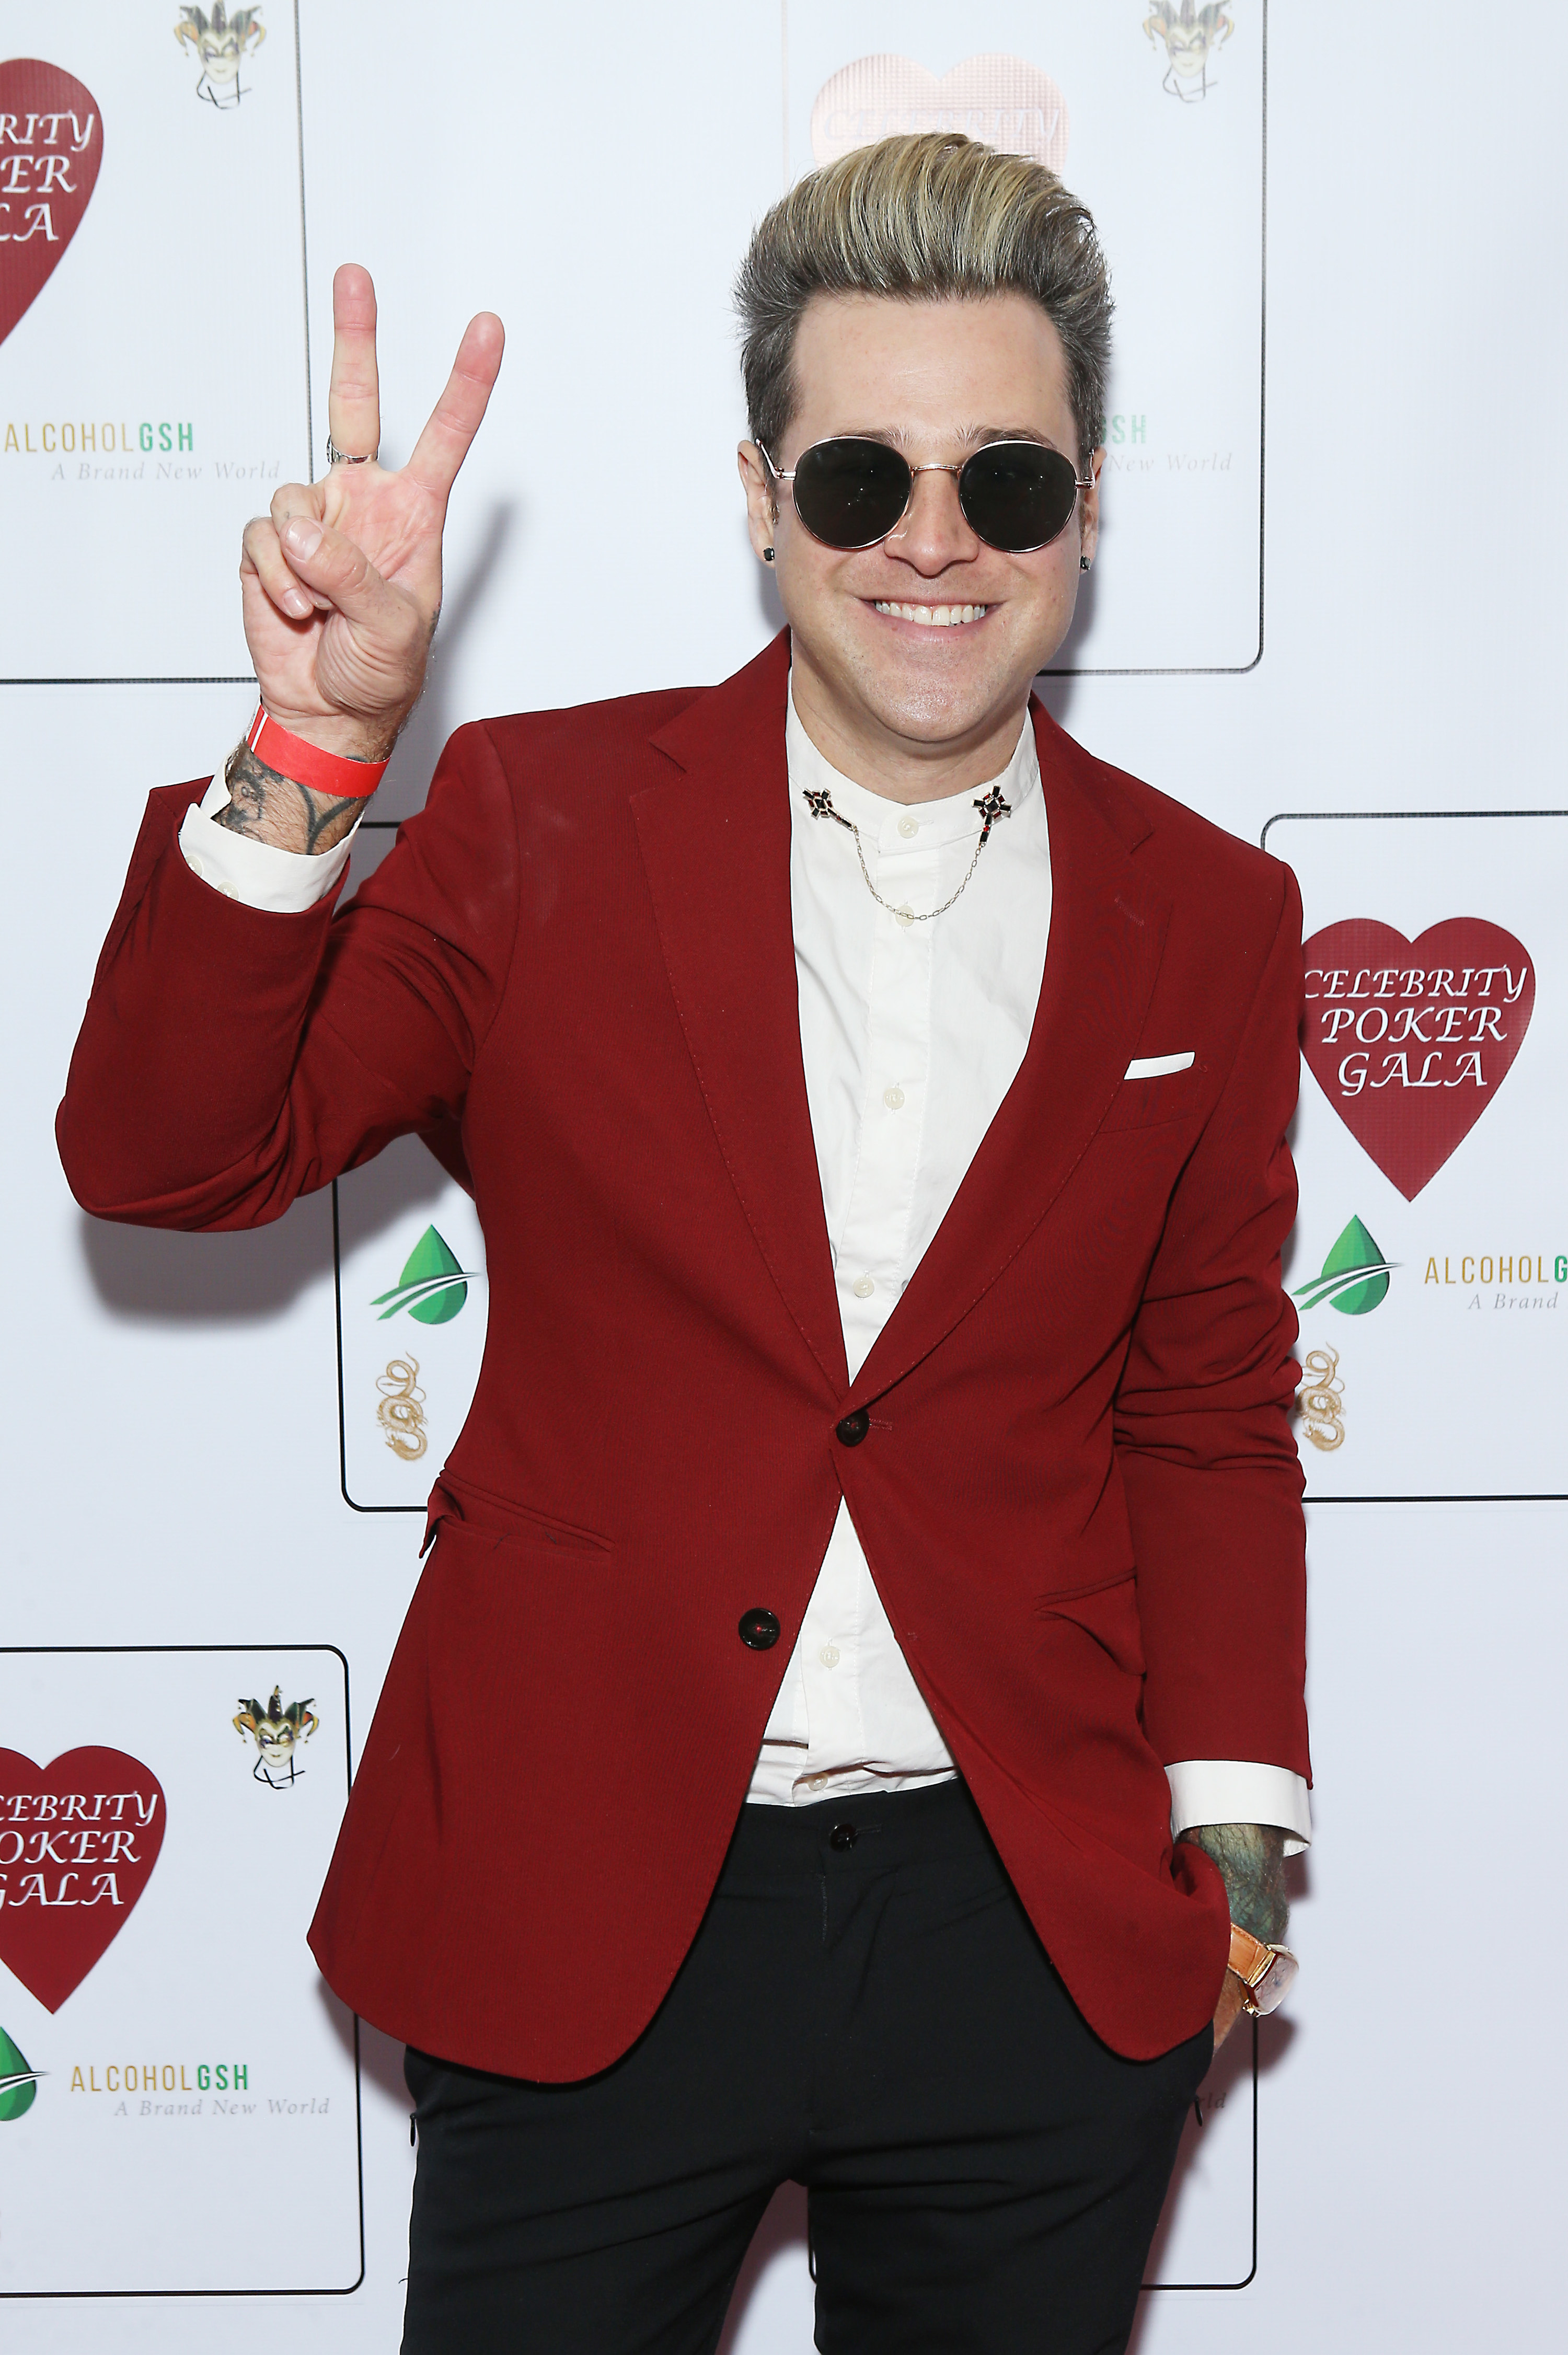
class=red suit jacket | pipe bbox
[58,633,1309,2074]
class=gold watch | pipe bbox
[1227,1923,1299,2016]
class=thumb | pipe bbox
[280,514,408,632]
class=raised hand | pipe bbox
[238,264,504,769]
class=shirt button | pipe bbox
[186,850,205,879]
[806,1774,830,1793]
[897,815,918,838]
[883,1085,905,1111]
[851,1275,875,1299]
[818,1644,841,1668]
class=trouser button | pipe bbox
[828,1822,857,1851]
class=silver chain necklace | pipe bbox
[801,784,1012,927]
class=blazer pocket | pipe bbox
[1032,1572,1146,1679]
[432,1470,613,1555]
[1098,1055,1210,1134]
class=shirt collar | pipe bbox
[786,679,1040,853]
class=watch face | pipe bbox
[1251,1948,1300,2015]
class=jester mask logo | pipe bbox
[234,1687,317,1790]
[1144,3,1235,101]
[175,6,266,110]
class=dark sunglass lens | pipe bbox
[959,445,1079,552]
[792,440,913,549]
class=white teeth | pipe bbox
[873,602,987,627]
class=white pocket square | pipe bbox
[1124,1050,1195,1080]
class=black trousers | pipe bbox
[402,1780,1209,2354]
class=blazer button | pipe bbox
[739,1608,781,1650]
[836,1409,871,1447]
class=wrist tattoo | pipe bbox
[213,743,363,856]
[1181,1822,1288,1948]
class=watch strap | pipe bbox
[1227,1922,1299,2016]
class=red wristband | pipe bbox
[244,705,389,800]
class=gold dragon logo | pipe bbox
[1297,1345,1346,1452]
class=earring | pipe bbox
[1079,555,1090,572]
[763,547,775,562]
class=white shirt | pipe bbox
[179,710,1311,1853]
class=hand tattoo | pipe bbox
[213,743,364,856]
[1180,1822,1288,1947]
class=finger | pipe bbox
[404,311,505,500]
[327,263,382,467]
[278,514,418,642]
[268,481,333,607]
[269,479,325,530]
[242,517,315,620]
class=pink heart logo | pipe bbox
[0,60,103,350]
[0,1749,165,2012]
[1301,919,1535,1200]
[811,54,1069,171]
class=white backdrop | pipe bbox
[3,2,1566,2346]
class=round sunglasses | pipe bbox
[759,435,1093,556]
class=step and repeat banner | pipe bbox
[4,3,1564,2350]
[1272,811,1565,1500]
[0,4,310,680]
[335,1126,488,1515]
[0,1649,360,2298]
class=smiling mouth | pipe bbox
[872,602,989,628]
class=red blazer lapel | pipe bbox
[632,632,849,1395]
[849,702,1172,1406]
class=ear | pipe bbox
[737,441,779,565]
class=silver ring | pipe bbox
[326,435,377,467]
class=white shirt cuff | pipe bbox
[1166,1760,1312,1856]
[177,767,361,913]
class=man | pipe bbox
[60,134,1309,2354]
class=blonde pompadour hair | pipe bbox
[736,133,1113,471]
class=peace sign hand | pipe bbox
[238,264,505,768]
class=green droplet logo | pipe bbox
[0,2025,38,2122]
[1293,1214,1393,1317]
[371,1226,476,1325]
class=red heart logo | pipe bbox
[0,1749,165,2012]
[1301,920,1535,1200]
[0,61,103,350]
